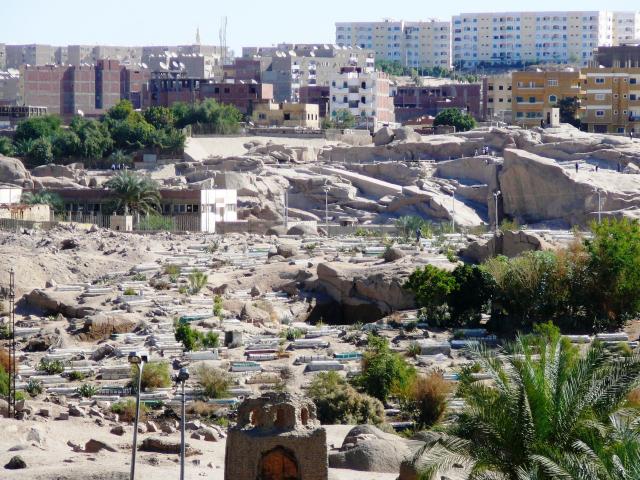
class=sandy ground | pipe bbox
[0,414,397,480]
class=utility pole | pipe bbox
[493,190,501,233]
[323,186,330,237]
[451,190,456,232]
[8,268,15,419]
[597,189,602,223]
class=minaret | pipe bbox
[196,27,201,45]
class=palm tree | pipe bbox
[414,334,640,480]
[104,171,160,215]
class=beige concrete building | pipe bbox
[336,19,451,69]
[511,69,584,126]
[329,67,395,130]
[613,12,640,45]
[452,11,640,68]
[582,67,640,134]
[486,73,513,122]
[252,102,320,128]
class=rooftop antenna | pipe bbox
[219,16,228,64]
[196,26,201,45]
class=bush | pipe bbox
[404,265,457,327]
[123,287,137,296]
[213,295,223,317]
[26,377,44,396]
[195,364,230,399]
[433,108,476,132]
[76,383,99,398]
[27,137,54,165]
[131,273,146,281]
[0,137,13,156]
[0,348,11,372]
[406,342,421,358]
[137,215,174,231]
[282,328,303,341]
[164,264,181,276]
[38,358,65,375]
[202,331,220,349]
[400,372,453,429]
[68,371,86,381]
[132,361,171,391]
[309,371,385,425]
[0,364,8,397]
[175,322,218,351]
[188,270,208,294]
[111,398,148,422]
[353,335,416,403]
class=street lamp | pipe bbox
[128,351,148,480]
[176,367,190,480]
[450,189,456,232]
[323,186,330,237]
[493,190,501,233]
[597,189,602,224]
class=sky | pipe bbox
[2,0,639,56]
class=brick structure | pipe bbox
[299,86,330,118]
[394,83,484,123]
[224,393,328,480]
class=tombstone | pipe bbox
[225,330,243,348]
[111,215,133,232]
[224,392,328,480]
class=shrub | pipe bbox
[175,322,217,351]
[282,328,303,341]
[0,348,11,372]
[213,295,223,317]
[202,331,220,349]
[195,364,230,399]
[0,364,8,397]
[68,371,86,381]
[406,342,421,358]
[188,270,208,294]
[164,264,181,276]
[26,377,44,397]
[400,371,453,429]
[132,361,171,391]
[111,398,148,422]
[76,383,99,398]
[186,400,221,417]
[433,108,476,132]
[131,273,146,281]
[309,371,385,425]
[123,287,137,296]
[404,265,457,327]
[38,358,65,375]
[137,215,174,231]
[353,335,416,403]
[206,241,219,253]
[178,286,188,295]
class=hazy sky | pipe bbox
[3,0,639,55]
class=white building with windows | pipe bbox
[335,19,451,69]
[452,11,639,68]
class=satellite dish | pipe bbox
[77,110,85,117]
[8,68,18,75]
[159,61,168,69]
[179,62,185,69]
[141,63,148,69]
[172,61,179,68]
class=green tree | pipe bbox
[555,96,581,128]
[27,137,54,165]
[353,334,415,403]
[329,109,356,129]
[448,264,494,326]
[433,108,476,132]
[106,99,135,121]
[0,137,13,156]
[70,117,113,159]
[414,335,640,479]
[51,129,81,158]
[404,265,457,326]
[143,106,175,130]
[14,115,62,144]
[104,170,160,214]
[131,361,171,391]
[21,191,64,214]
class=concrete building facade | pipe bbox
[486,73,513,122]
[511,69,584,126]
[329,67,395,130]
[336,19,451,69]
[451,11,640,68]
[394,82,484,123]
[594,44,640,68]
[5,44,56,68]
[252,102,320,128]
[0,44,6,71]
[582,67,640,134]
[299,85,330,118]
[0,70,20,105]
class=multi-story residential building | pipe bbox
[582,66,640,134]
[486,73,513,121]
[6,44,56,68]
[594,44,640,68]
[120,65,151,109]
[329,66,395,130]
[393,82,484,123]
[299,85,330,118]
[223,58,267,83]
[20,60,144,118]
[335,19,451,69]
[0,70,20,105]
[142,73,273,115]
[451,11,640,68]
[511,69,584,126]
[252,102,320,129]
[0,44,6,70]
[612,12,640,45]
[67,45,143,66]
[243,44,375,102]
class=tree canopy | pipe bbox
[433,108,477,132]
[103,170,160,215]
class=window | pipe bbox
[529,96,536,103]
[283,113,291,121]
[595,93,605,100]
[549,95,557,103]
[258,113,266,120]
[595,110,605,117]
[595,78,605,84]
[548,79,558,86]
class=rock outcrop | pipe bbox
[0,155,32,187]
[459,230,554,263]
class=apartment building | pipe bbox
[486,73,513,122]
[582,67,640,134]
[394,83,484,123]
[0,70,20,105]
[511,69,584,126]
[68,45,143,66]
[299,85,330,118]
[612,12,640,45]
[329,67,395,130]
[142,73,273,115]
[451,11,640,68]
[0,44,6,70]
[6,44,56,68]
[252,102,320,129]
[20,60,144,117]
[335,19,451,69]
[594,44,640,68]
[244,44,375,103]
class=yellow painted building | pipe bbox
[511,70,584,126]
[486,73,513,122]
[582,67,640,134]
[252,102,320,129]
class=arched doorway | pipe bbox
[257,446,300,480]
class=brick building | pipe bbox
[299,85,330,118]
[143,73,273,115]
[394,82,484,123]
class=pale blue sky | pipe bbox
[2,0,639,55]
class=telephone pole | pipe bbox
[8,268,16,419]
